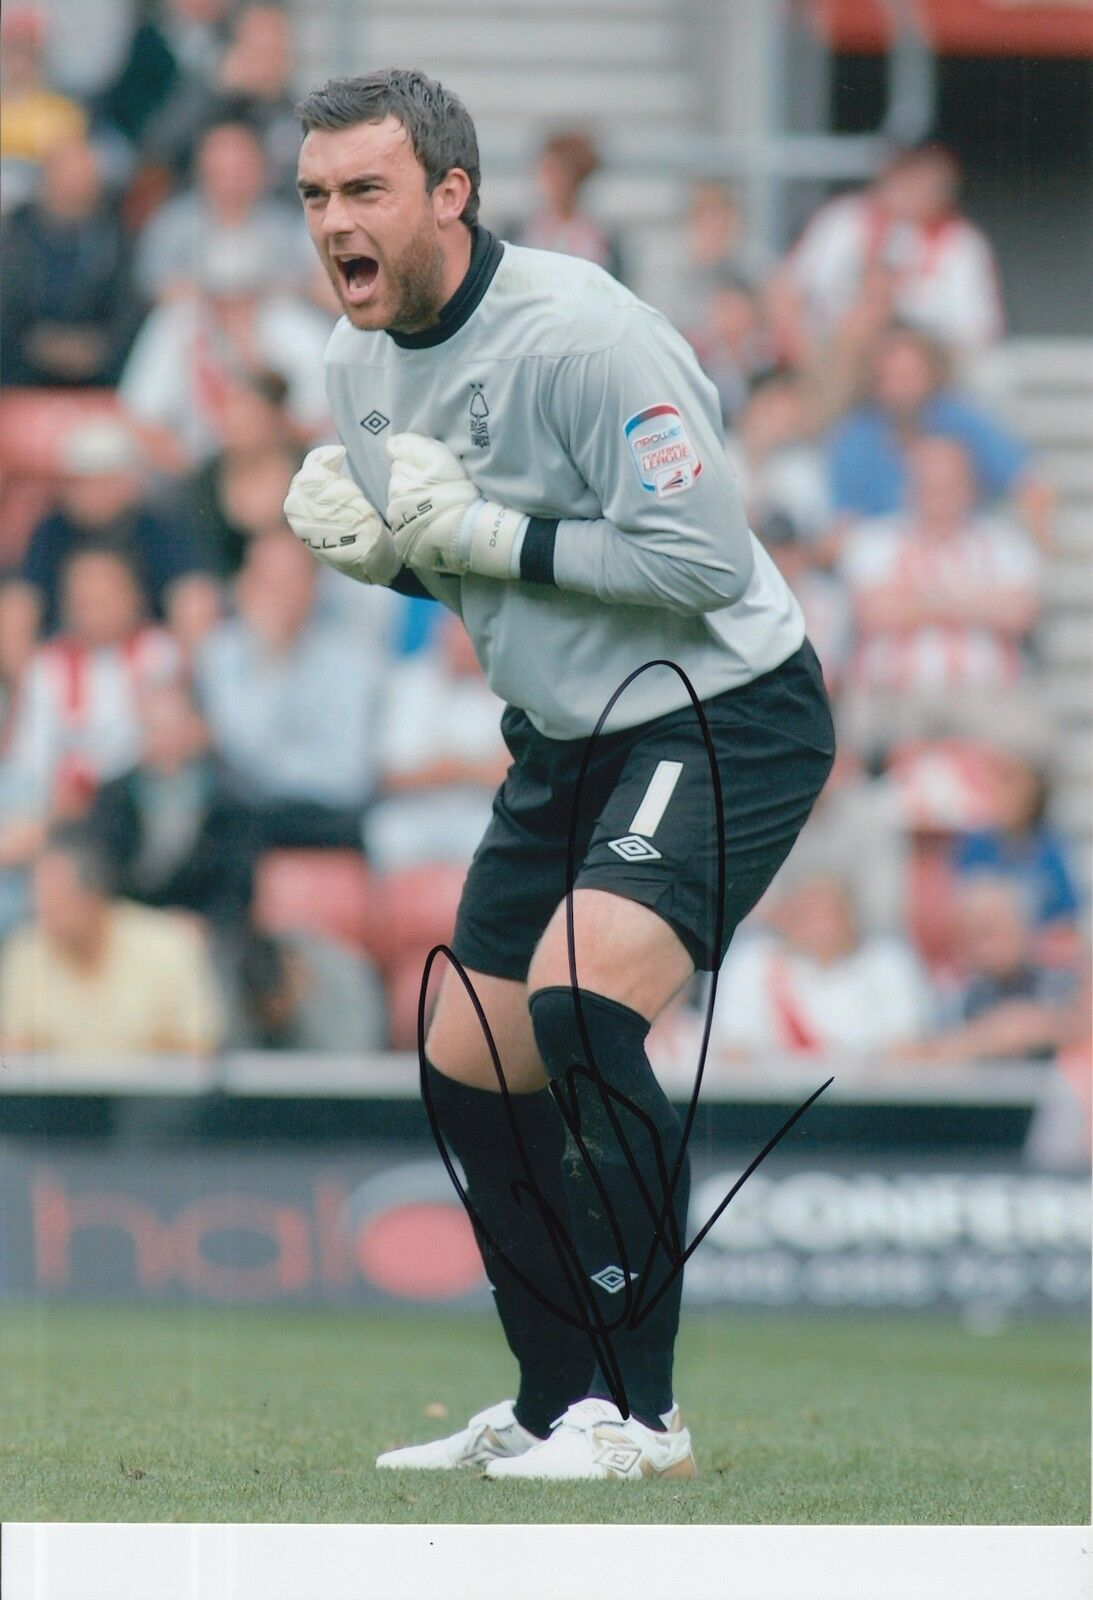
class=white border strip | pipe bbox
[0,1054,1060,1106]
[2,1524,1090,1600]
[628,758,684,836]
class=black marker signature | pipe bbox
[419,660,833,1420]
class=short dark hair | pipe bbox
[539,129,600,186]
[296,68,480,227]
[884,140,960,180]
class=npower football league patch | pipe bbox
[624,403,703,499]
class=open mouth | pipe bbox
[334,254,380,304]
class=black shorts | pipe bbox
[451,641,836,978]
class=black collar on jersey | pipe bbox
[386,225,504,350]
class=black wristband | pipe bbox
[519,517,559,585]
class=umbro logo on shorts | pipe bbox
[607,835,662,862]
[606,761,683,863]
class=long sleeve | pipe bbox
[542,307,755,614]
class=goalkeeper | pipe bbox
[286,68,834,1482]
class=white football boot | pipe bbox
[376,1399,540,1471]
[484,1398,697,1481]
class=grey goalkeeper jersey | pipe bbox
[325,232,804,739]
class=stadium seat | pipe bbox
[0,387,125,562]
[370,863,467,971]
[384,952,445,1052]
[0,388,127,478]
[253,849,377,957]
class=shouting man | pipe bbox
[285,69,834,1482]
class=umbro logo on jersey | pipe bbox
[590,1265,638,1293]
[360,410,390,434]
[607,835,662,863]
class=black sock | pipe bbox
[423,1061,594,1438]
[528,987,691,1430]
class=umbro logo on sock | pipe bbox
[590,1265,639,1293]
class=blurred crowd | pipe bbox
[0,2,1087,1079]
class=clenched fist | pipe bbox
[283,445,399,586]
[386,433,527,580]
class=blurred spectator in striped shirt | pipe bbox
[4,548,183,817]
[767,143,1003,363]
[118,232,332,466]
[838,435,1041,758]
[712,873,933,1060]
[755,508,851,694]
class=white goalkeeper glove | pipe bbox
[386,433,527,580]
[283,445,400,586]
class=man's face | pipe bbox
[61,552,142,648]
[879,155,956,225]
[231,6,292,96]
[957,884,1028,979]
[780,877,857,966]
[874,334,938,417]
[140,685,208,774]
[909,437,976,527]
[43,140,100,220]
[60,469,140,530]
[297,117,450,333]
[198,124,266,211]
[237,531,317,644]
[34,851,102,948]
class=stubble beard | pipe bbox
[378,224,447,335]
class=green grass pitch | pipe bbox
[1,1303,1087,1524]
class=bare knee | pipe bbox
[527,888,694,1020]
[424,965,548,1093]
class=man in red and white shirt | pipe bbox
[712,873,932,1058]
[838,434,1041,754]
[4,547,183,811]
[768,144,1003,360]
